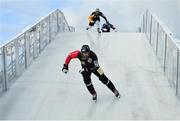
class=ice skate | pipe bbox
[92,93,97,102]
[114,90,121,98]
[97,28,101,33]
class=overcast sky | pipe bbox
[0,0,180,45]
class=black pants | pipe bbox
[81,68,116,95]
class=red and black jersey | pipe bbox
[65,50,99,71]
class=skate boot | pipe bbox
[86,26,91,30]
[114,90,121,98]
[92,93,97,102]
[97,28,101,33]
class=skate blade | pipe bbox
[116,94,121,99]
[93,99,97,103]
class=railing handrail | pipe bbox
[147,10,180,50]
[141,9,180,95]
[0,9,64,48]
[0,9,75,92]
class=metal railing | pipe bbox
[140,10,180,95]
[0,9,75,93]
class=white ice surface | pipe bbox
[0,32,180,120]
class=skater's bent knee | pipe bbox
[86,82,92,86]
[101,79,110,85]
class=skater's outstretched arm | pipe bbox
[109,23,116,30]
[90,12,95,16]
[100,13,108,23]
[62,50,80,74]
[65,50,80,65]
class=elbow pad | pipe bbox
[94,60,99,68]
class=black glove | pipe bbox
[62,64,68,74]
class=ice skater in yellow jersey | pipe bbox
[86,8,109,33]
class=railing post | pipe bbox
[38,23,41,54]
[2,46,7,91]
[176,49,179,95]
[163,34,167,72]
[15,39,20,77]
[57,10,59,33]
[145,10,148,34]
[149,15,153,44]
[24,32,30,69]
[143,15,145,33]
[156,23,159,55]
[10,46,13,75]
[32,26,37,58]
[49,15,51,43]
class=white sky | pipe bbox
[62,0,180,38]
[0,0,180,45]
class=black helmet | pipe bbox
[95,8,100,12]
[81,45,90,53]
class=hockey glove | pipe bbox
[62,64,68,74]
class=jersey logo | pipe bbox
[87,58,92,63]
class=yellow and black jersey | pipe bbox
[89,11,108,22]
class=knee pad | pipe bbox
[101,79,110,85]
[85,82,92,87]
[83,76,91,86]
